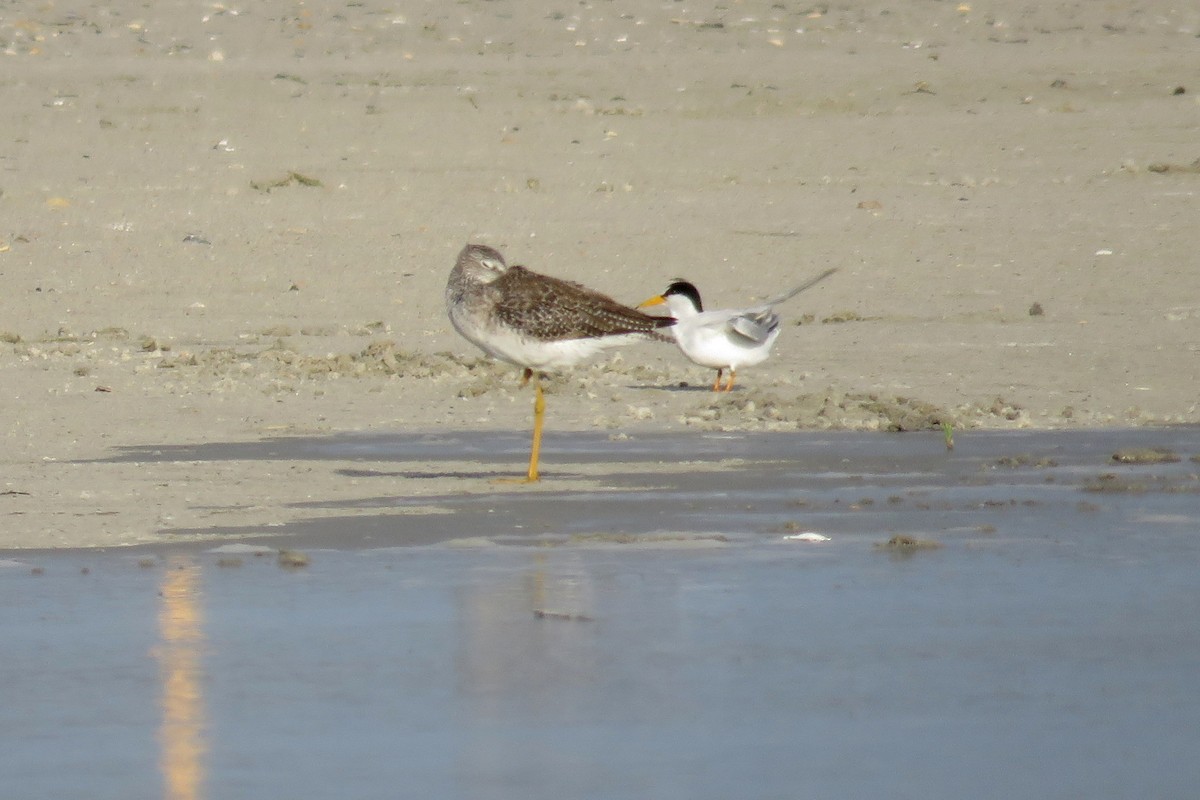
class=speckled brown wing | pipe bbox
[492,266,674,342]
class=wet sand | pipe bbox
[2,2,1199,547]
[2,426,1195,555]
[80,426,1200,551]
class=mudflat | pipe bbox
[2,2,1198,548]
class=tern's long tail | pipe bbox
[763,267,838,307]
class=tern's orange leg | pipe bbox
[711,369,724,392]
[723,369,737,392]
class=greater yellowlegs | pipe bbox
[447,243,675,481]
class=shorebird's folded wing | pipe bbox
[494,265,673,341]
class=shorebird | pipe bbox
[639,268,836,392]
[446,243,675,482]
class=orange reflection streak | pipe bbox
[157,557,207,800]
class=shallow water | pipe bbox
[5,428,1200,799]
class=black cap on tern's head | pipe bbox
[663,279,703,312]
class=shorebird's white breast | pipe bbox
[449,306,640,371]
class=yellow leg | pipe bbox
[526,374,545,482]
[711,369,723,392]
[723,369,737,392]
[492,372,545,484]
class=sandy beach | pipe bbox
[2,1,1198,548]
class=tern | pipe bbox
[639,268,836,391]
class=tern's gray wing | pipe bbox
[728,309,780,344]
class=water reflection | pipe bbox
[156,556,207,800]
[458,554,598,710]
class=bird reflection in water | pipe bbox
[156,556,207,800]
